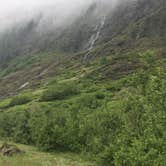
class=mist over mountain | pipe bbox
[0,1,165,165]
[0,0,120,32]
[0,0,165,65]
[0,0,94,31]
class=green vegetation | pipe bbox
[0,1,165,164]
[41,83,79,101]
[0,49,165,165]
[9,95,31,107]
[0,141,94,166]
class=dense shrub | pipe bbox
[76,94,100,109]
[100,57,109,65]
[98,71,166,165]
[9,95,31,107]
[41,83,79,101]
[95,91,105,100]
[13,111,32,144]
[0,68,165,165]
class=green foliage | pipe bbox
[0,113,14,138]
[139,50,156,67]
[0,61,165,166]
[98,70,166,165]
[76,93,100,109]
[95,91,105,100]
[100,57,109,65]
[9,95,31,107]
[13,111,32,144]
[41,83,79,101]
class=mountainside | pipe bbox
[0,0,165,165]
[0,0,165,65]
[58,0,166,52]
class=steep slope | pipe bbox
[0,1,165,165]
[101,0,166,47]
[0,0,165,97]
[0,0,165,67]
[54,0,166,52]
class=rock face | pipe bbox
[0,143,25,157]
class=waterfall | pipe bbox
[88,15,106,51]
[83,16,106,63]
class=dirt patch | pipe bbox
[0,143,25,157]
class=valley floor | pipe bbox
[0,142,95,166]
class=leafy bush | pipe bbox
[77,94,100,109]
[100,57,109,65]
[97,71,166,165]
[95,91,105,100]
[41,83,79,101]
[13,111,32,144]
[9,95,31,107]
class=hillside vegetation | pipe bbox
[0,0,166,165]
[0,48,165,165]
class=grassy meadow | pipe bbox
[0,142,95,166]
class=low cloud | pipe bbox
[0,0,95,31]
[0,0,137,32]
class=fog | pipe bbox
[0,0,137,32]
[0,0,139,63]
[0,0,95,31]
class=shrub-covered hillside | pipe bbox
[0,0,166,165]
[0,49,165,165]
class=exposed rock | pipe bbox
[0,143,25,157]
[19,82,29,90]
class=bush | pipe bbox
[97,71,166,165]
[41,83,79,101]
[95,91,105,100]
[100,57,109,65]
[13,111,32,144]
[77,94,100,109]
[9,95,31,107]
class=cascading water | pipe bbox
[83,15,106,63]
[88,15,106,51]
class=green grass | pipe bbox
[0,99,11,109]
[0,142,95,166]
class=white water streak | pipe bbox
[83,16,106,63]
[88,15,106,50]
